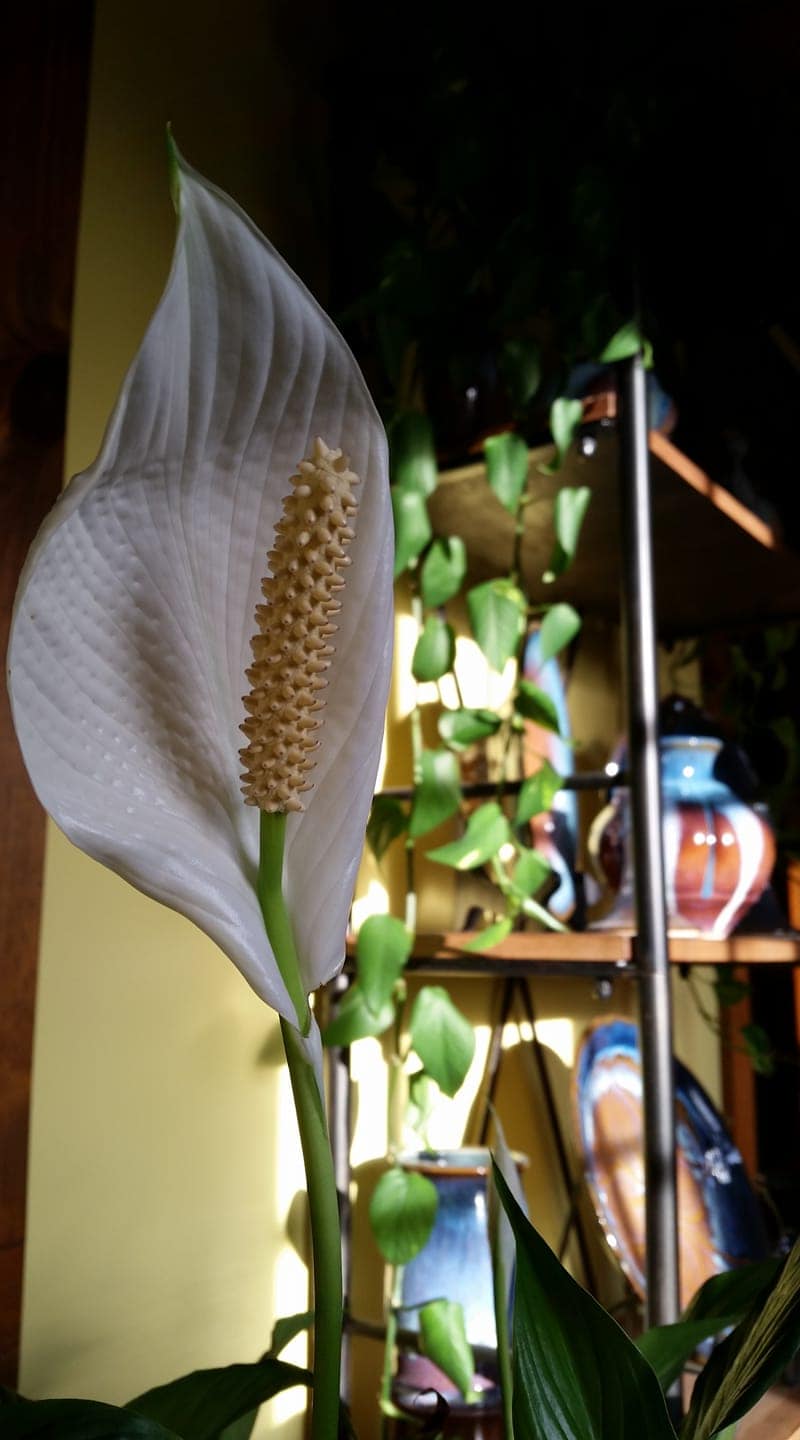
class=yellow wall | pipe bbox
[20,4,328,1435]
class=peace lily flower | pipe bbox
[7,147,394,1033]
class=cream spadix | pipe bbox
[7,147,393,1024]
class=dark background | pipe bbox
[325,0,800,545]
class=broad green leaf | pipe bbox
[512,846,551,899]
[462,916,514,952]
[484,430,530,513]
[409,748,462,839]
[545,486,591,582]
[126,1360,311,1440]
[419,1300,477,1401]
[412,615,456,682]
[269,1310,314,1357]
[366,794,408,862]
[493,1165,677,1440]
[218,1411,257,1440]
[501,338,541,408]
[538,603,581,665]
[517,762,563,824]
[681,1238,800,1440]
[515,680,561,732]
[420,536,467,608]
[356,913,412,1014]
[409,986,475,1096]
[427,801,511,870]
[638,1254,782,1390]
[540,396,583,474]
[0,1399,180,1439]
[390,411,438,496]
[599,321,654,369]
[322,982,394,1046]
[370,1167,438,1264]
[392,484,432,577]
[438,707,502,751]
[467,578,527,672]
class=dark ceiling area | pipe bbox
[325,0,800,549]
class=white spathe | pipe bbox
[7,149,393,1025]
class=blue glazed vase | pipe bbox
[660,735,774,937]
[590,735,775,937]
[392,1148,524,1415]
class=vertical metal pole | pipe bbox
[617,353,680,1331]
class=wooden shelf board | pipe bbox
[425,431,800,636]
[350,929,800,976]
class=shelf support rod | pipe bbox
[617,352,680,1331]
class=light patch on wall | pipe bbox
[268,1249,308,1426]
[350,1038,389,1165]
[265,1070,310,1429]
[500,1016,575,1068]
[394,619,518,720]
[351,878,390,933]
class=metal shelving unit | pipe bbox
[327,355,800,1382]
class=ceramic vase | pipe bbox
[590,735,775,937]
[391,1148,520,1431]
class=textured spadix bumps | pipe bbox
[7,151,393,1024]
[241,439,359,812]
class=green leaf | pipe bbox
[409,748,462,839]
[370,1167,438,1264]
[681,1238,800,1440]
[392,484,432,577]
[412,615,456,682]
[419,1300,477,1401]
[126,1360,312,1440]
[427,801,511,870]
[218,1410,258,1440]
[539,396,584,474]
[638,1259,780,1392]
[713,966,750,1009]
[269,1310,314,1357]
[438,707,502,751]
[322,982,394,1046]
[741,1022,775,1076]
[366,794,408,862]
[420,536,467,608]
[0,1398,180,1439]
[516,761,563,824]
[493,1164,678,1440]
[409,986,475,1096]
[545,486,592,582]
[599,321,654,369]
[484,431,530,513]
[515,680,561,732]
[390,411,438,497]
[356,913,412,1014]
[467,578,527,672]
[501,338,541,408]
[512,846,551,899]
[462,917,514,951]
[538,603,581,665]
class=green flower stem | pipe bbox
[280,1016,343,1440]
[258,811,342,1439]
[258,811,311,1035]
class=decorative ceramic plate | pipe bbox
[572,1016,769,1308]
